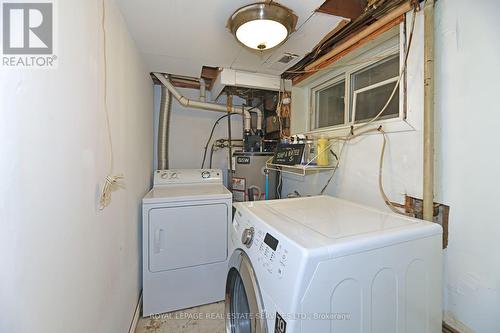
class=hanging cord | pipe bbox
[352,7,417,133]
[276,78,290,140]
[318,7,418,204]
[377,128,404,214]
[209,143,215,169]
[319,127,380,194]
[248,185,262,201]
[277,171,282,199]
[319,127,404,214]
[226,94,234,176]
[99,0,124,210]
[201,113,242,168]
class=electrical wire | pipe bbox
[319,126,404,215]
[276,88,283,137]
[319,128,380,195]
[201,113,242,169]
[99,0,123,210]
[284,54,396,74]
[378,128,404,214]
[209,144,215,169]
[209,140,244,168]
[283,0,413,79]
[276,78,289,139]
[351,7,417,133]
[317,8,417,212]
[277,171,282,199]
[248,185,262,200]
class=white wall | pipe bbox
[285,2,500,332]
[436,0,500,332]
[0,0,153,332]
[284,11,425,210]
[153,85,243,174]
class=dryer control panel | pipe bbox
[154,169,222,186]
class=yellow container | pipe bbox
[316,138,329,166]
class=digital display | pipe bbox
[264,233,279,251]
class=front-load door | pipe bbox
[226,249,267,333]
[148,203,228,272]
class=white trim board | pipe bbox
[443,312,475,333]
[128,292,142,333]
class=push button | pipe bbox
[277,266,284,279]
[280,253,287,265]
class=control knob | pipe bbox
[201,171,211,179]
[241,227,255,248]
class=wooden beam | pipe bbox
[201,66,219,90]
[443,322,461,333]
[305,1,411,72]
[149,73,201,89]
[292,14,404,85]
[316,0,367,20]
[201,66,219,80]
[170,77,200,89]
[313,18,350,56]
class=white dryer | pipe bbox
[226,196,443,333]
[142,169,232,316]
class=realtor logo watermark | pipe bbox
[1,0,57,67]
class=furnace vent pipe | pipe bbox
[158,85,171,170]
[153,73,262,131]
[423,0,435,221]
[199,78,206,102]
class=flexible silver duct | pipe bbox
[158,85,172,170]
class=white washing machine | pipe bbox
[142,169,232,316]
[226,196,443,333]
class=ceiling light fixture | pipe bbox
[228,2,297,51]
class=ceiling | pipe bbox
[115,0,346,78]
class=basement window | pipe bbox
[309,27,405,133]
[351,55,399,123]
[315,79,345,128]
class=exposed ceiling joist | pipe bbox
[201,66,220,90]
[150,73,201,89]
[116,0,345,78]
[317,0,367,20]
[283,0,416,81]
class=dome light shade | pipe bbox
[236,19,288,50]
[228,2,297,51]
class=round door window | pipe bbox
[227,267,252,332]
[226,249,267,333]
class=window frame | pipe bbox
[306,25,412,137]
[351,75,399,123]
[312,75,347,129]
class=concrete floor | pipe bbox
[135,302,225,333]
[135,301,449,333]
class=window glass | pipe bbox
[351,55,399,122]
[315,80,345,129]
[353,82,399,122]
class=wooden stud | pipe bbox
[292,14,404,85]
[316,0,367,20]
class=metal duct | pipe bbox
[158,85,172,170]
[199,78,206,102]
[153,73,261,132]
